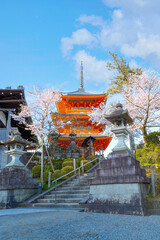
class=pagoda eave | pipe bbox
[55,135,112,152]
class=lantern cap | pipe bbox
[105,103,133,125]
[0,131,30,146]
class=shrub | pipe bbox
[77,157,86,167]
[52,170,63,180]
[155,175,160,196]
[43,170,53,185]
[61,166,74,179]
[53,161,63,170]
[80,160,90,171]
[62,160,73,168]
[88,155,99,164]
[45,165,53,172]
[31,165,41,178]
[63,158,74,163]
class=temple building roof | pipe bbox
[0,86,26,109]
[66,88,106,96]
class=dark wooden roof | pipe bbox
[0,87,37,143]
[0,87,26,109]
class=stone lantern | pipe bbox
[1,131,30,167]
[69,130,77,143]
[105,103,133,152]
[86,103,151,216]
[0,131,39,208]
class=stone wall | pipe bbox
[0,166,38,208]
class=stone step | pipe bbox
[37,198,82,204]
[64,184,89,188]
[50,190,89,195]
[54,187,90,191]
[66,179,89,184]
[43,193,88,199]
[32,202,84,209]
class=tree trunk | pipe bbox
[142,125,148,147]
[41,138,44,186]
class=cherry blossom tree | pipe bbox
[12,87,62,185]
[124,71,160,146]
[89,71,160,147]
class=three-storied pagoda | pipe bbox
[51,62,111,157]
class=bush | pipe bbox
[155,175,160,196]
[53,161,63,170]
[77,157,86,167]
[62,160,73,168]
[88,155,99,164]
[63,158,74,163]
[61,166,74,179]
[52,170,63,180]
[80,160,90,171]
[31,165,41,178]
[43,170,52,185]
[45,165,53,172]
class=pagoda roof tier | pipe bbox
[51,112,90,118]
[65,88,106,96]
[55,134,112,151]
[56,94,107,114]
[51,112,105,135]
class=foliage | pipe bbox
[106,52,142,95]
[147,132,160,145]
[154,175,160,197]
[62,161,73,168]
[136,144,160,166]
[52,169,63,180]
[88,155,99,165]
[76,157,86,167]
[12,87,62,142]
[61,166,74,179]
[31,165,41,178]
[11,87,62,184]
[43,170,52,185]
[63,158,74,162]
[53,161,63,170]
[89,70,160,146]
[45,165,53,172]
[80,160,90,171]
[61,166,74,174]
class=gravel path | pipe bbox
[0,208,160,240]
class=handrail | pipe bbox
[51,157,101,185]
[27,156,104,204]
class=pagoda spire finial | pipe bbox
[79,61,84,91]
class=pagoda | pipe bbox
[51,62,111,157]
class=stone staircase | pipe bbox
[31,172,94,209]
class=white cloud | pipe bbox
[121,33,160,58]
[73,50,113,85]
[61,28,97,56]
[78,14,105,28]
[113,9,123,19]
[61,0,160,78]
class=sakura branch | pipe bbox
[89,71,160,146]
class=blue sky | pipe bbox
[0,0,160,95]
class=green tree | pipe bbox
[147,132,160,145]
[136,144,160,166]
[106,52,142,95]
